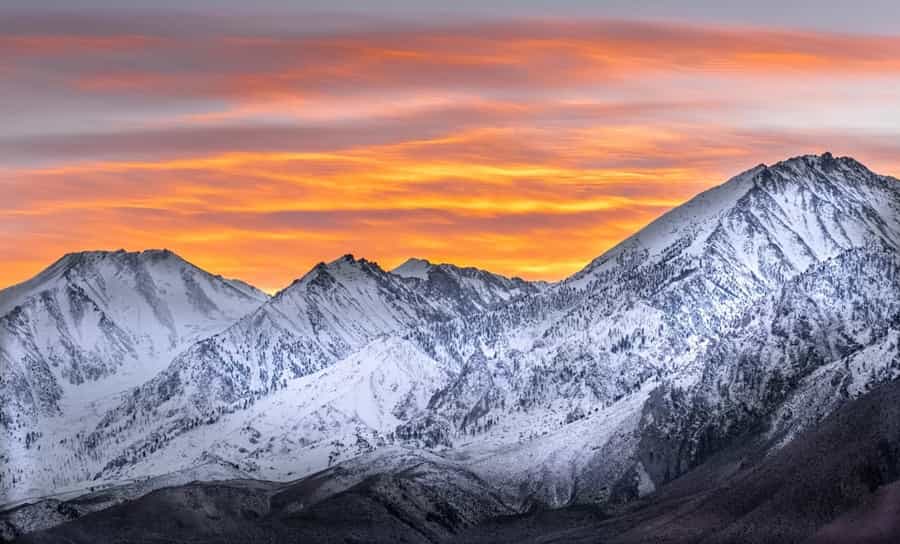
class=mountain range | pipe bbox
[2,152,900,542]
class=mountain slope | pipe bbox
[71,255,543,491]
[637,247,900,487]
[95,337,449,484]
[462,246,900,507]
[455,377,900,544]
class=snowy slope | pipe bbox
[96,337,450,484]
[636,247,900,488]
[51,255,541,497]
[460,381,658,508]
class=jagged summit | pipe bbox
[393,256,539,285]
[759,152,886,184]
[392,257,432,280]
[769,151,855,169]
[390,256,544,312]
[325,253,381,273]
[743,152,860,172]
[59,248,176,264]
[280,254,388,297]
[570,152,900,288]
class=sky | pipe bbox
[3,2,900,292]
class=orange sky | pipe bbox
[4,16,900,292]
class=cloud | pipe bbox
[6,121,900,292]
[6,16,900,105]
[3,12,900,290]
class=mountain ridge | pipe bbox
[3,152,900,542]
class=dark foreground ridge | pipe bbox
[13,378,900,543]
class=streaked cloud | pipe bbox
[3,12,900,291]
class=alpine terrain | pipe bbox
[3,153,900,543]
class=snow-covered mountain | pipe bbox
[40,254,542,492]
[392,153,900,504]
[4,153,900,538]
[393,257,544,313]
[0,249,268,500]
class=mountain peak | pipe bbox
[570,153,899,287]
[771,152,831,169]
[0,249,185,313]
[766,152,874,177]
[325,253,381,271]
[57,248,184,269]
[282,254,388,296]
[138,248,176,259]
[392,258,433,280]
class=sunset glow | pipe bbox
[4,7,900,292]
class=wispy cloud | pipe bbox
[3,13,900,290]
